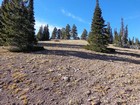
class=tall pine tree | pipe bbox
[71,24,78,39]
[65,24,71,39]
[28,0,37,45]
[36,26,43,41]
[51,27,57,39]
[106,22,113,44]
[57,29,62,39]
[0,0,10,45]
[87,0,108,52]
[0,0,37,50]
[124,25,128,45]
[42,25,50,41]
[81,29,88,40]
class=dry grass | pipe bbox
[39,40,88,45]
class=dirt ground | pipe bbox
[0,40,140,105]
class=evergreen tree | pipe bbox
[28,0,37,45]
[57,29,62,39]
[0,0,37,50]
[0,0,10,45]
[71,24,78,39]
[42,25,50,41]
[81,29,88,40]
[87,0,108,52]
[3,0,32,49]
[118,18,129,47]
[51,27,57,39]
[135,38,139,46]
[132,37,135,45]
[61,28,66,39]
[124,25,128,45]
[106,22,113,44]
[37,26,43,41]
[113,29,120,46]
[65,24,71,39]
[0,2,4,45]
[128,38,132,46]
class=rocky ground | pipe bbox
[0,40,140,105]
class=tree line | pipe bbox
[36,24,88,41]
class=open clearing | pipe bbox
[0,40,140,105]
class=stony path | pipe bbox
[0,41,140,105]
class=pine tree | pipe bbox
[118,18,129,47]
[132,37,135,45]
[42,25,50,41]
[51,27,57,39]
[0,0,10,45]
[57,29,62,39]
[61,28,66,39]
[128,38,132,46]
[28,0,37,45]
[113,29,120,46]
[124,25,128,45]
[0,0,38,51]
[106,22,113,44]
[87,0,108,52]
[3,0,32,49]
[71,24,78,39]
[135,38,139,46]
[81,29,88,40]
[37,26,43,41]
[0,2,4,45]
[65,24,71,39]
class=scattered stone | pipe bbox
[91,100,101,105]
[51,98,55,101]
[86,90,91,96]
[62,76,70,82]
[87,98,93,102]
[44,87,49,91]
[49,68,55,72]
[31,70,37,73]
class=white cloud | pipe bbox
[61,9,88,24]
[35,20,62,34]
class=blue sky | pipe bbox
[0,0,140,39]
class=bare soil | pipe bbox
[0,40,140,105]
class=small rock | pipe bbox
[51,98,55,101]
[62,76,70,82]
[58,73,62,76]
[87,98,92,102]
[0,88,2,92]
[91,100,101,105]
[88,97,101,105]
[31,70,37,73]
[44,87,49,91]
[49,69,54,72]
[12,103,16,105]
[86,90,91,96]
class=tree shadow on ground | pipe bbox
[116,49,140,58]
[33,49,140,64]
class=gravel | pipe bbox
[0,41,140,105]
